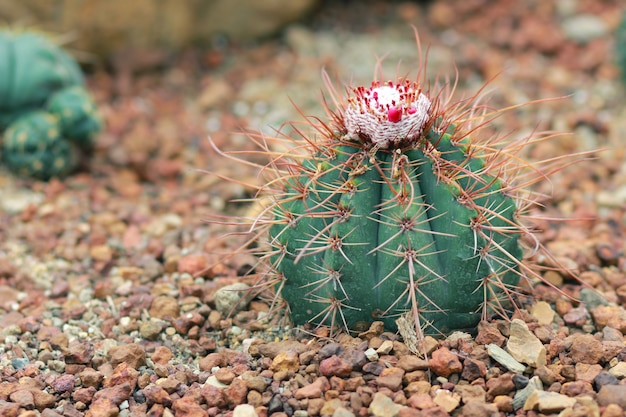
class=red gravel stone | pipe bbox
[319,355,353,378]
[172,397,209,417]
[142,384,172,406]
[85,397,119,417]
[294,377,330,399]
[224,378,248,406]
[568,334,603,364]
[375,367,405,391]
[107,343,146,369]
[429,347,463,378]
[200,384,225,408]
[486,373,515,398]
[178,254,209,276]
[52,374,76,393]
[72,386,97,404]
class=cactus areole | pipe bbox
[263,74,528,337]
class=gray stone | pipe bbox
[486,344,526,374]
[579,288,609,310]
[513,376,543,411]
[561,14,608,43]
[214,283,250,316]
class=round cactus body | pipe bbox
[47,86,101,147]
[269,129,523,335]
[2,111,77,180]
[244,75,538,338]
[0,31,84,130]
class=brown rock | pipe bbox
[200,384,225,408]
[214,368,237,385]
[0,399,19,417]
[92,383,133,406]
[461,357,487,381]
[306,398,324,416]
[432,390,460,413]
[104,363,139,391]
[568,333,603,364]
[560,380,593,397]
[575,363,602,383]
[397,355,429,372]
[65,339,95,364]
[453,384,486,403]
[178,254,208,276]
[224,378,248,406]
[142,384,172,406]
[486,373,515,398]
[376,367,405,391]
[79,368,103,388]
[151,346,174,365]
[52,374,76,394]
[319,355,352,378]
[294,377,330,399]
[406,393,435,409]
[493,395,513,412]
[9,389,35,409]
[475,323,505,346]
[271,350,300,373]
[602,341,625,363]
[73,386,97,404]
[602,404,625,417]
[597,385,626,408]
[199,352,226,371]
[462,400,499,417]
[31,390,56,410]
[149,295,180,319]
[320,398,343,416]
[107,343,146,369]
[86,397,119,417]
[256,340,309,359]
[591,305,619,329]
[429,347,462,377]
[172,396,209,417]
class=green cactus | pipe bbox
[0,31,101,179]
[216,40,572,338]
[258,80,526,336]
[47,86,101,147]
[0,31,84,130]
[2,111,77,180]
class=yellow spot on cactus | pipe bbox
[54,158,65,169]
[64,109,73,117]
[48,129,58,138]
[32,160,43,171]
[17,132,28,144]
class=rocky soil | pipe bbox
[1,1,626,416]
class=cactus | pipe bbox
[215,33,573,338]
[2,111,77,180]
[46,86,101,148]
[0,31,84,130]
[0,31,101,179]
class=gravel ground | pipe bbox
[2,1,626,416]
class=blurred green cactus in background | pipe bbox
[3,112,77,180]
[0,31,100,180]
